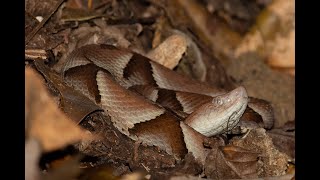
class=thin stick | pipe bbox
[25,0,65,45]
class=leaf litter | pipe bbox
[25,0,295,179]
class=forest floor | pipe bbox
[25,0,295,179]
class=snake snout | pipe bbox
[231,86,248,99]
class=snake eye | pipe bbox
[214,97,223,105]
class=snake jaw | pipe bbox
[184,86,248,137]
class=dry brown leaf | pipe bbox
[25,67,93,152]
[150,17,207,81]
[25,0,65,49]
[174,0,242,61]
[205,144,259,179]
[147,34,187,69]
[173,30,207,81]
[235,0,295,75]
[267,125,295,159]
[151,16,167,49]
[230,128,290,177]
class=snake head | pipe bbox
[184,86,248,137]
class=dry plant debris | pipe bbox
[25,67,95,180]
[25,67,93,152]
[25,0,294,179]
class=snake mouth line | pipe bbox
[224,102,247,133]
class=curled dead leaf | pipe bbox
[25,67,94,152]
[230,128,290,177]
[147,34,187,69]
[205,144,259,179]
[150,18,207,81]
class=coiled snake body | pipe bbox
[61,44,273,164]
